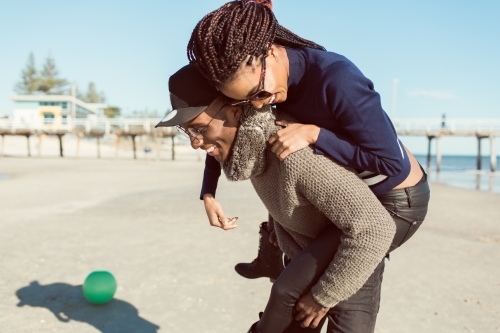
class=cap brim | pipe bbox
[155,106,207,128]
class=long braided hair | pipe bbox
[187,0,325,86]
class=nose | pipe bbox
[190,136,203,149]
[251,99,266,109]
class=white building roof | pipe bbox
[10,95,108,115]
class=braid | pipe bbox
[275,25,326,51]
[187,0,324,86]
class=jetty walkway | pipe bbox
[394,118,500,172]
[1,117,500,171]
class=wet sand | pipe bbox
[0,153,498,332]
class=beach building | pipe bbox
[9,95,107,130]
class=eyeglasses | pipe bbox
[231,57,273,106]
[176,102,226,141]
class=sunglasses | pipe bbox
[230,57,273,106]
[176,102,227,141]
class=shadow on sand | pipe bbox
[16,281,160,333]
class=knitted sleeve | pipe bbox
[294,154,396,308]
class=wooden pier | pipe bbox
[1,117,499,170]
[0,118,177,160]
[394,118,500,172]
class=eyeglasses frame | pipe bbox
[175,101,227,142]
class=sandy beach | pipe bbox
[0,137,499,332]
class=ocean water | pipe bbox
[414,155,500,194]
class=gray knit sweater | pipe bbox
[222,106,395,308]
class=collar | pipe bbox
[222,106,277,181]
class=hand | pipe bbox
[203,194,238,231]
[268,120,320,161]
[295,291,330,329]
[267,218,279,247]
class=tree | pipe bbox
[75,85,86,101]
[104,106,121,118]
[14,53,39,94]
[128,108,161,118]
[76,82,106,103]
[38,55,68,94]
[85,82,106,103]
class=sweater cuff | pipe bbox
[310,283,341,309]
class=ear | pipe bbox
[268,44,280,61]
[227,105,243,123]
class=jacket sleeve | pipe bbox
[313,61,405,177]
[199,154,221,200]
[296,155,396,308]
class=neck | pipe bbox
[273,44,290,83]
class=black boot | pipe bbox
[247,312,263,333]
[247,321,260,333]
[235,222,284,281]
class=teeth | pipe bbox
[207,146,215,153]
[268,94,276,104]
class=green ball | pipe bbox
[82,270,117,305]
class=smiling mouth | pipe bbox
[206,146,216,155]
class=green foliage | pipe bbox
[76,82,106,103]
[38,55,68,94]
[14,53,115,112]
[129,108,162,118]
[104,106,121,118]
[13,53,39,94]
[85,82,106,103]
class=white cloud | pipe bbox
[406,89,456,99]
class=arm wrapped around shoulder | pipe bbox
[295,153,396,308]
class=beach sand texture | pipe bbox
[0,153,499,332]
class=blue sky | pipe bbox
[1,0,499,154]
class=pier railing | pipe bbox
[0,117,177,160]
[393,118,500,135]
[0,117,498,170]
[391,118,499,173]
[2,117,500,135]
[0,117,164,135]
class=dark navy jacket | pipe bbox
[201,47,410,198]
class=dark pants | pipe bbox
[257,175,430,333]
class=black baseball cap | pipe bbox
[155,64,220,128]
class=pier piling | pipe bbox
[426,136,434,173]
[436,136,442,172]
[96,136,101,159]
[131,135,137,159]
[57,134,64,157]
[477,137,482,170]
[491,136,497,172]
[26,134,31,157]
